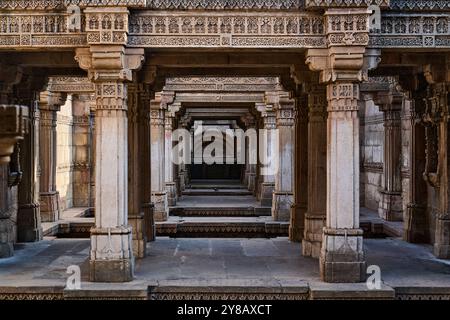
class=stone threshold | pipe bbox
[2,281,450,300]
[169,206,271,217]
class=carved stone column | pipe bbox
[256,103,276,207]
[0,104,28,257]
[165,103,180,206]
[242,115,257,192]
[305,6,378,282]
[128,83,146,258]
[75,42,145,281]
[177,117,190,194]
[38,91,64,222]
[374,87,404,221]
[302,84,327,257]
[290,94,307,242]
[151,93,169,221]
[139,84,155,242]
[271,92,295,221]
[404,78,429,243]
[72,93,94,208]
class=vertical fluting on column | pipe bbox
[375,86,404,221]
[320,82,365,282]
[151,93,169,221]
[127,83,146,258]
[17,99,42,242]
[271,92,295,222]
[165,103,180,206]
[302,84,327,256]
[290,94,307,242]
[139,84,155,242]
[256,103,276,207]
[38,91,64,222]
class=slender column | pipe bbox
[72,93,94,208]
[302,85,327,256]
[139,85,155,242]
[290,95,307,242]
[375,89,403,221]
[165,103,180,206]
[272,92,295,221]
[38,91,64,222]
[128,84,146,258]
[151,93,169,221]
[257,104,276,206]
[243,115,257,192]
[178,118,190,194]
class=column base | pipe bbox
[40,191,60,222]
[320,228,366,283]
[378,190,403,221]
[248,174,256,192]
[0,218,14,258]
[142,202,155,241]
[404,204,429,243]
[89,227,134,282]
[17,203,42,242]
[302,214,326,258]
[152,191,168,221]
[434,216,450,259]
[165,182,177,206]
[128,213,147,258]
[289,204,305,242]
[259,182,274,206]
[272,192,293,221]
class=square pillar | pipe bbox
[165,103,180,207]
[302,85,327,257]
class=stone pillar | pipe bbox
[15,98,42,243]
[242,115,257,192]
[290,94,307,242]
[374,88,404,221]
[0,104,28,257]
[38,91,64,222]
[75,42,145,282]
[165,103,180,206]
[302,85,327,257]
[271,92,295,221]
[178,117,190,194]
[151,93,169,221]
[72,93,94,208]
[128,83,146,258]
[139,84,155,242]
[256,104,276,207]
[404,80,429,243]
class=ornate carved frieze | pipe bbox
[0,13,86,47]
[327,83,360,111]
[370,13,450,48]
[47,77,94,93]
[128,12,325,48]
[390,0,450,11]
[85,7,128,45]
[306,0,389,7]
[164,77,281,92]
[146,0,304,10]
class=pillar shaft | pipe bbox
[302,85,327,256]
[258,106,276,207]
[151,95,168,221]
[165,106,179,206]
[272,93,295,221]
[38,91,63,222]
[320,82,365,283]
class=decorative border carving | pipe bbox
[390,0,450,11]
[146,0,305,10]
[128,12,325,48]
[370,13,450,48]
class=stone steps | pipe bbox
[181,189,253,196]
[170,206,271,217]
[156,216,288,238]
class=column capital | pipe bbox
[326,82,360,112]
[0,63,23,104]
[38,91,65,111]
[0,105,28,164]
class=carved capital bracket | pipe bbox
[0,104,28,165]
[0,64,23,104]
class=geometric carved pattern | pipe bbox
[146,0,305,10]
[0,13,86,47]
[390,0,450,10]
[370,13,450,48]
[128,12,326,48]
